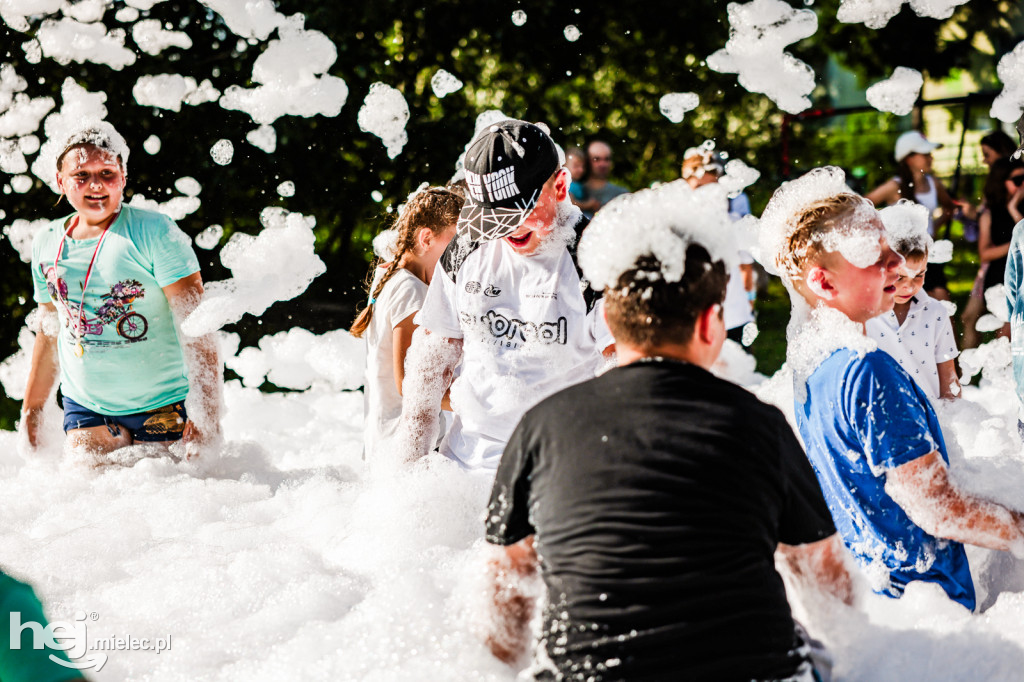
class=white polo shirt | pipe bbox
[865,292,959,399]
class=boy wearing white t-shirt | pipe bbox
[866,221,960,400]
[399,120,613,470]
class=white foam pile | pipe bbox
[866,67,923,116]
[132,18,193,55]
[357,82,410,159]
[209,138,233,165]
[578,179,740,289]
[430,69,464,99]
[36,17,137,70]
[194,224,223,250]
[706,0,818,114]
[222,327,364,392]
[838,0,970,29]
[563,25,581,42]
[180,207,327,337]
[991,41,1024,124]
[658,92,700,123]
[511,10,527,26]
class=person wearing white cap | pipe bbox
[866,130,958,301]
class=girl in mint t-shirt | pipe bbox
[23,123,221,461]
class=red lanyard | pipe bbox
[52,214,115,356]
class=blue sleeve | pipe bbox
[1007,221,1024,322]
[141,214,200,287]
[845,351,941,472]
[0,576,81,682]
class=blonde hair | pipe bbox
[776,193,871,282]
[349,186,464,338]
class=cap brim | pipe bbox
[456,195,536,242]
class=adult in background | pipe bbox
[398,120,613,470]
[866,130,958,301]
[682,147,757,342]
[483,182,852,680]
[581,139,629,217]
[977,157,1024,340]
[963,130,1019,348]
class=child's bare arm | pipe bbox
[21,304,60,449]
[164,272,222,457]
[937,359,960,400]
[484,537,538,664]
[865,179,899,207]
[886,451,1024,554]
[397,328,462,461]
[777,534,854,606]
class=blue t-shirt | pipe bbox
[31,205,200,416]
[794,348,975,610]
[1005,218,1024,409]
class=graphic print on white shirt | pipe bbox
[865,291,959,399]
[416,218,610,470]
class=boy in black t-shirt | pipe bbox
[484,181,852,681]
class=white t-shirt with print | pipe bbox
[364,267,428,459]
[865,291,959,399]
[416,234,612,471]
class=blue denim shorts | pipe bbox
[62,396,188,442]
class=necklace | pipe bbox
[51,214,117,357]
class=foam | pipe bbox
[431,70,464,99]
[133,75,220,112]
[991,41,1024,124]
[658,92,699,123]
[132,18,193,55]
[357,82,410,159]
[578,179,739,290]
[866,67,924,116]
[706,0,818,114]
[838,0,970,29]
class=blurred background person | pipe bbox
[962,130,1019,349]
[582,139,629,217]
[867,131,958,302]
[682,147,757,343]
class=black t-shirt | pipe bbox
[486,359,836,682]
[984,203,1018,290]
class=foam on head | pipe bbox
[56,120,130,173]
[759,166,881,284]
[578,179,737,292]
[879,200,931,259]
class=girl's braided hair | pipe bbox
[349,186,465,338]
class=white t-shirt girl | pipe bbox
[363,267,428,459]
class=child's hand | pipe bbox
[19,407,43,451]
[182,420,221,460]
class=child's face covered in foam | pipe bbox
[813,230,903,323]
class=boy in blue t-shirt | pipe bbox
[769,175,1024,611]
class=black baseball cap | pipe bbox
[457,119,561,242]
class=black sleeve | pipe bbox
[774,411,837,545]
[484,417,537,546]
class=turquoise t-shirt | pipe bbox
[31,204,200,416]
[0,571,82,682]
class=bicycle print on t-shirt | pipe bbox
[42,263,150,346]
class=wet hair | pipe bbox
[889,239,927,262]
[984,156,1024,209]
[981,130,1017,159]
[56,123,129,173]
[349,186,465,338]
[776,193,873,281]
[603,244,728,348]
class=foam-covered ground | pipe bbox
[4,338,1024,681]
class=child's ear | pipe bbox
[416,228,432,251]
[805,266,837,300]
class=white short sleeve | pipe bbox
[415,259,464,339]
[385,272,428,329]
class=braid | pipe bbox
[349,186,465,338]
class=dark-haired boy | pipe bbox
[483,185,850,679]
